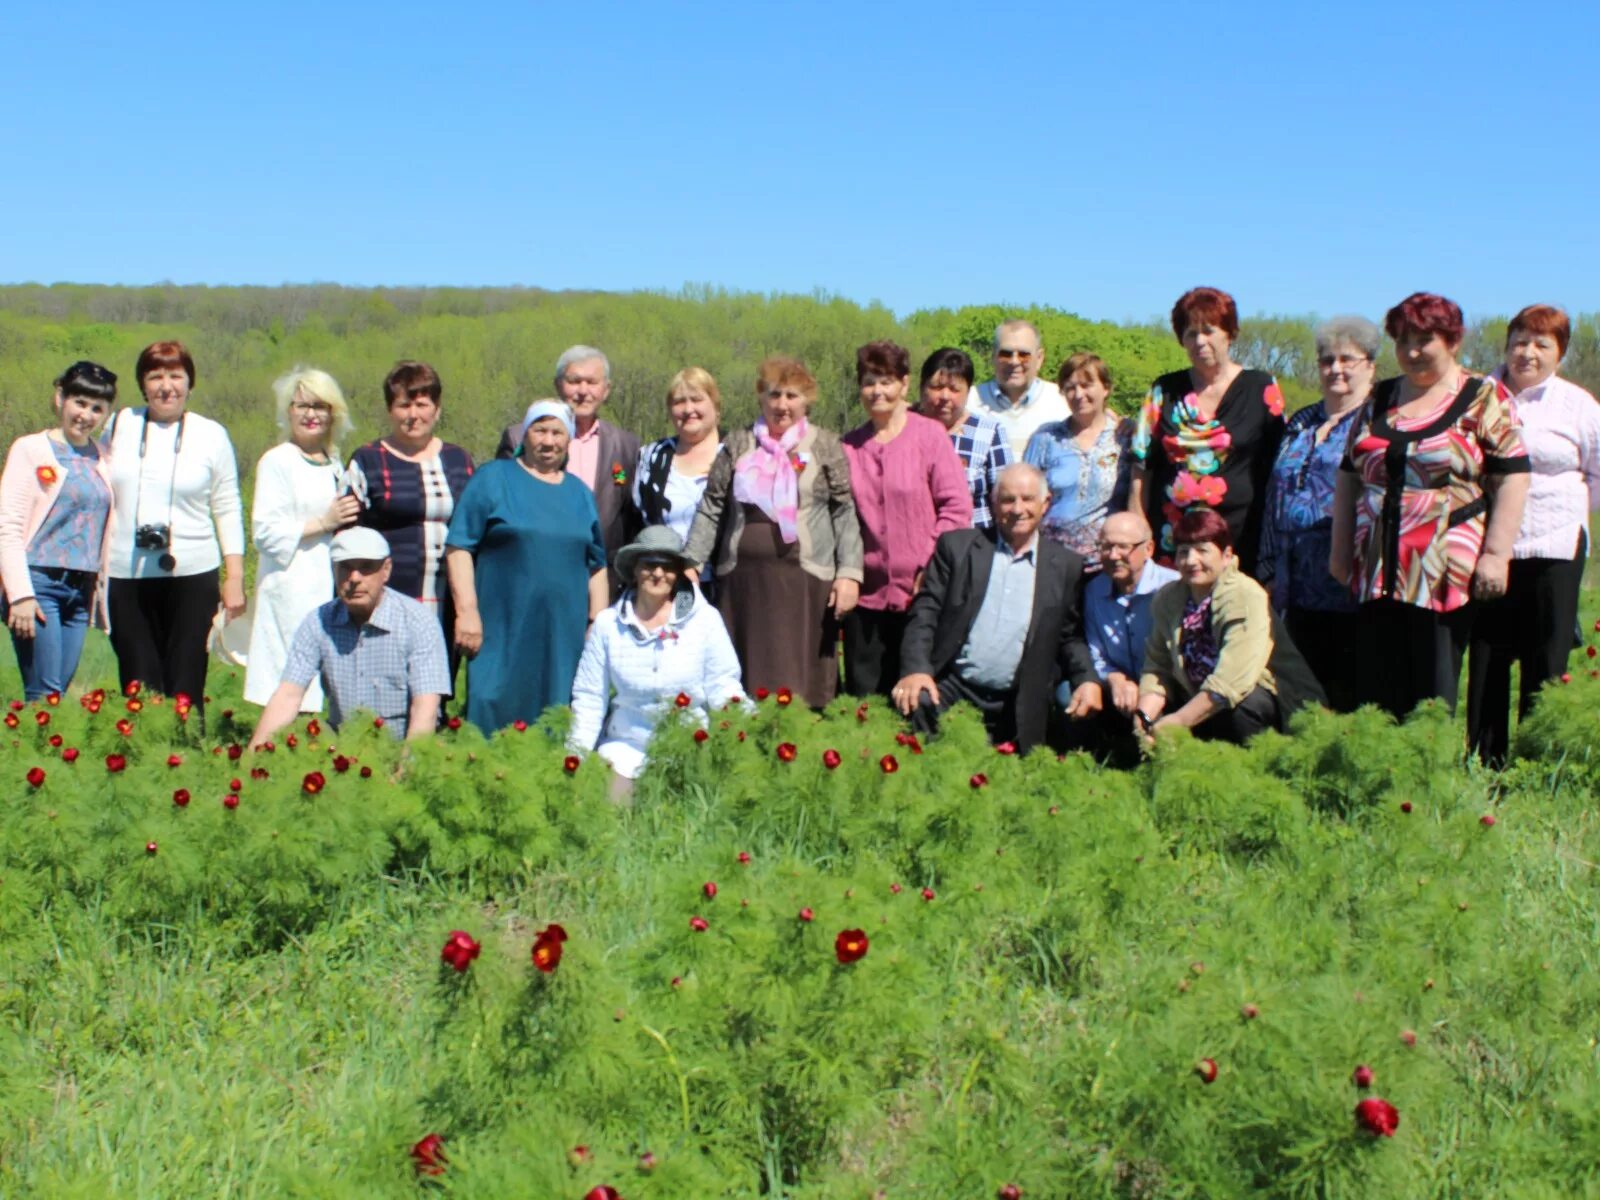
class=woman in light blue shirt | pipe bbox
[1023,353,1130,571]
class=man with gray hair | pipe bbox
[497,345,640,594]
[892,463,1099,752]
[967,318,1070,458]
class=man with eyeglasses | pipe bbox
[1057,511,1178,758]
[966,319,1069,458]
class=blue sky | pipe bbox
[6,1,1597,323]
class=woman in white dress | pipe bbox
[243,367,358,708]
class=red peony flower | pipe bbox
[411,1133,447,1176]
[36,465,59,486]
[173,788,190,807]
[879,754,898,774]
[689,916,709,932]
[373,717,385,729]
[776,687,793,707]
[997,1186,1023,1200]
[1400,801,1413,813]
[306,718,321,737]
[359,765,373,779]
[702,881,718,899]
[1195,1057,1218,1084]
[302,771,326,795]
[123,681,140,698]
[776,742,797,763]
[921,887,936,902]
[34,711,49,727]
[675,692,691,708]
[513,719,528,731]
[105,754,126,772]
[905,734,923,755]
[798,907,814,922]
[584,1187,621,1200]
[755,687,770,701]
[970,773,988,789]
[227,744,243,761]
[890,882,902,894]
[2,713,16,729]
[1352,1064,1375,1089]
[1240,1002,1260,1020]
[1354,1096,1399,1137]
[45,692,60,706]
[47,733,61,747]
[1480,813,1496,827]
[250,767,268,780]
[166,754,182,768]
[564,754,581,773]
[855,703,870,723]
[333,755,351,773]
[229,778,242,792]
[446,716,462,731]
[126,698,143,713]
[286,733,298,748]
[995,741,1017,756]
[737,731,746,742]
[737,851,751,865]
[693,729,709,744]
[144,840,158,855]
[531,923,567,973]
[62,747,79,763]
[223,793,239,810]
[441,930,481,972]
[822,748,841,769]
[26,766,45,787]
[115,718,133,736]
[834,928,869,963]
[568,1144,592,1167]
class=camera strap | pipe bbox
[131,410,186,562]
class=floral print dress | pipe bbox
[1132,368,1285,576]
[1341,376,1528,612]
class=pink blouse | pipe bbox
[842,411,973,611]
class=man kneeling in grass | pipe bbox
[249,528,450,747]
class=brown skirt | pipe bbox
[717,505,839,707]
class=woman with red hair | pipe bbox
[1134,509,1323,744]
[1466,304,1600,762]
[1129,287,1286,575]
[1331,292,1531,720]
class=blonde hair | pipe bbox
[272,366,353,452]
[667,366,722,414]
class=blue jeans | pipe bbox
[6,568,93,700]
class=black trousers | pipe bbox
[1054,680,1143,766]
[1192,685,1281,743]
[911,672,1019,748]
[842,608,911,699]
[1284,606,1368,714]
[108,571,219,706]
[1466,533,1587,765]
[1360,600,1473,719]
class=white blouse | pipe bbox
[1492,368,1600,560]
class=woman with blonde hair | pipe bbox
[634,367,724,590]
[243,366,359,708]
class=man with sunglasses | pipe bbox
[966,319,1069,458]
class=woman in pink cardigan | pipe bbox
[0,362,119,699]
[841,340,973,696]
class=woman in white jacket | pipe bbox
[570,526,744,780]
[243,367,359,708]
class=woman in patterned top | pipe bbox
[1129,287,1286,576]
[346,361,474,700]
[1331,292,1531,719]
[1257,316,1380,711]
[914,347,1012,530]
[1024,352,1131,570]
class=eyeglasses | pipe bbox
[1317,354,1370,369]
[291,401,333,415]
[995,349,1034,361]
[1097,539,1147,555]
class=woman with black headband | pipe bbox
[103,341,245,709]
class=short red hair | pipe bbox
[1171,508,1232,551]
[1506,304,1570,358]
[1170,287,1239,341]
[1384,292,1464,348]
[756,356,818,403]
[136,341,196,390]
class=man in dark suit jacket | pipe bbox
[496,345,641,598]
[892,463,1101,752]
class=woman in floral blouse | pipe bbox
[1331,292,1530,720]
[1257,316,1380,711]
[1130,287,1286,576]
[1024,352,1130,571]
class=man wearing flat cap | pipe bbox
[249,527,451,747]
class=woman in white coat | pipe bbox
[570,526,744,780]
[243,367,359,709]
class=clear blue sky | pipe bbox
[6,1,1597,323]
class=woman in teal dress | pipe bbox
[445,400,608,733]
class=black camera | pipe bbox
[135,524,170,550]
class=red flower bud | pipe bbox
[890,882,902,894]
[1240,1003,1259,1020]
[638,1150,657,1172]
[1352,1064,1374,1089]
[1399,801,1413,813]
[583,1187,620,1200]
[223,793,239,810]
[410,1133,447,1176]
[1589,645,1597,659]
[755,687,770,701]
[105,754,126,772]
[124,681,141,698]
[125,698,142,713]
[737,851,751,865]
[45,692,60,706]
[1480,813,1496,827]
[144,840,158,855]
[373,717,385,729]
[3,713,17,729]
[879,754,899,774]
[1194,1057,1218,1084]
[1561,672,1573,683]
[34,711,49,727]
[286,733,298,748]
[834,928,869,963]
[821,748,842,769]
[115,718,133,736]
[564,755,581,774]
[227,744,243,761]
[173,788,190,807]
[689,916,709,932]
[229,778,242,792]
[306,718,321,737]
[675,692,691,708]
[737,731,746,742]
[1399,1029,1417,1046]
[47,733,61,747]
[302,771,326,795]
[776,742,797,763]
[359,765,373,778]
[995,741,1017,756]
[1354,1096,1399,1137]
[513,719,528,731]
[167,754,182,768]
[921,887,936,902]
[26,766,45,787]
[333,755,351,773]
[970,773,988,789]
[776,687,793,706]
[441,930,481,972]
[531,922,568,973]
[693,729,709,743]
[998,1186,1023,1200]
[61,747,79,763]
[445,716,461,731]
[702,881,718,899]
[798,907,814,922]
[855,703,870,723]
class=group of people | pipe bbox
[1,287,1594,777]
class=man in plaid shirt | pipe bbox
[915,348,1012,530]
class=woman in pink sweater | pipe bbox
[0,362,118,699]
[841,340,973,697]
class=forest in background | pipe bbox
[1,283,1596,505]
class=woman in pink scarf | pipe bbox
[684,357,864,706]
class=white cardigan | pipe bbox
[569,586,745,778]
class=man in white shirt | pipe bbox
[966,319,1070,458]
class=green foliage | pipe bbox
[3,620,1600,1195]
